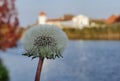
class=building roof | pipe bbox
[105,15,120,24]
[39,12,46,16]
[47,19,63,22]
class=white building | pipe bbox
[38,12,47,24]
[72,15,89,29]
[38,12,62,28]
[38,12,89,29]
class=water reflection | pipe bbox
[0,41,120,81]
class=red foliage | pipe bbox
[0,0,21,51]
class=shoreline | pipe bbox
[63,25,120,40]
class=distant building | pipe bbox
[105,15,120,24]
[38,12,62,27]
[38,12,47,24]
[38,12,89,29]
[72,15,89,29]
[90,19,106,28]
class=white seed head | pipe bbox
[21,25,68,59]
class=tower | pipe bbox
[38,12,47,25]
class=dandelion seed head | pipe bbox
[21,25,68,59]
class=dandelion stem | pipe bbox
[35,57,44,81]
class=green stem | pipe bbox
[35,57,44,81]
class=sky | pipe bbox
[16,0,120,27]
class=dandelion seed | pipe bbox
[21,25,68,59]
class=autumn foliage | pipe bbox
[0,0,23,51]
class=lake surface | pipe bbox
[0,40,120,81]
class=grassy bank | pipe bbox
[63,23,120,40]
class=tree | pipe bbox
[0,58,9,81]
[0,0,21,51]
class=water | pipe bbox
[0,40,120,81]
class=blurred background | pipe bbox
[0,0,120,81]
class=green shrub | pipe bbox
[63,23,120,40]
[0,59,9,81]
